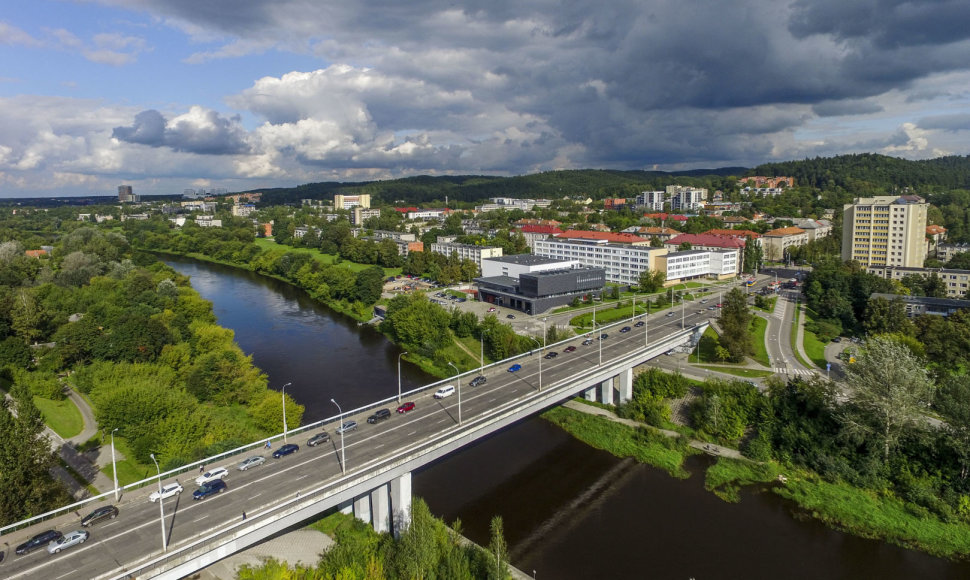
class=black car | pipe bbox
[599,333,608,340]
[544,351,558,359]
[367,408,392,423]
[193,479,228,500]
[272,443,299,458]
[506,314,515,319]
[634,321,645,327]
[620,326,631,333]
[81,505,119,527]
[307,431,331,446]
[469,375,487,387]
[16,529,63,555]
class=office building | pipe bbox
[842,195,927,267]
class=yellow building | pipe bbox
[841,195,927,267]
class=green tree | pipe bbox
[716,288,753,362]
[841,335,936,462]
[488,515,509,580]
[355,266,387,305]
[637,269,666,293]
[863,297,914,336]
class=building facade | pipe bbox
[534,238,665,285]
[429,242,503,270]
[475,258,606,315]
[665,185,707,211]
[842,195,928,267]
[635,190,665,211]
[334,194,371,209]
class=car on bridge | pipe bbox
[336,420,358,434]
[563,346,576,353]
[508,363,522,372]
[582,338,593,345]
[149,482,183,502]
[81,505,118,527]
[47,530,88,554]
[599,333,608,340]
[195,466,229,486]
[193,479,227,500]
[544,351,558,359]
[16,529,62,555]
[620,326,631,333]
[237,455,266,471]
[634,321,645,327]
[665,312,675,317]
[434,385,456,399]
[469,375,487,387]
[272,443,299,459]
[397,401,416,413]
[367,409,392,423]
[307,431,331,446]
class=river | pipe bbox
[166,257,970,579]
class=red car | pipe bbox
[397,402,416,413]
[564,346,577,353]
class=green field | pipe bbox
[33,396,83,439]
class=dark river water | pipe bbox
[166,257,970,579]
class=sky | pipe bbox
[2,0,970,198]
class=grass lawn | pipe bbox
[34,396,83,439]
[695,366,774,378]
[691,326,721,363]
[801,308,829,368]
[705,457,782,502]
[749,316,770,366]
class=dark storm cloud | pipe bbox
[918,113,970,132]
[813,100,884,117]
[113,107,250,155]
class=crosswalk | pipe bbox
[772,367,817,376]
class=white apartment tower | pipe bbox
[841,195,927,267]
[665,185,707,211]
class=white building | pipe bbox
[429,242,503,270]
[232,204,256,217]
[659,249,739,283]
[195,215,222,227]
[534,238,666,286]
[352,207,381,225]
[476,198,553,212]
[334,194,371,209]
[666,185,707,211]
[481,255,581,279]
[635,190,665,211]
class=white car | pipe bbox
[149,482,183,502]
[195,466,229,486]
[48,530,89,554]
[237,455,266,471]
[434,385,456,399]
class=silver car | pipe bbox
[48,530,89,554]
[237,455,266,471]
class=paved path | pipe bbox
[66,387,99,445]
[562,400,744,459]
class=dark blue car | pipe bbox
[272,443,299,458]
[193,479,227,500]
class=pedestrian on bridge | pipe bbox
[199,464,205,473]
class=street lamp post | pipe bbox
[149,453,167,552]
[281,382,292,443]
[480,330,488,375]
[529,337,542,391]
[447,362,462,425]
[331,399,345,473]
[397,352,408,403]
[681,289,686,329]
[540,318,547,391]
[110,428,119,502]
[594,302,602,366]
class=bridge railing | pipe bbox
[0,312,693,538]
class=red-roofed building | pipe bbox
[664,233,746,252]
[926,224,947,257]
[514,218,562,228]
[761,226,808,262]
[703,229,762,245]
[643,213,689,225]
[555,230,652,245]
[517,224,564,249]
[603,198,628,210]
[394,207,420,214]
[25,249,48,258]
[621,226,681,243]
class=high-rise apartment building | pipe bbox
[118,185,136,203]
[842,195,927,267]
[333,194,371,209]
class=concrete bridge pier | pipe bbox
[349,472,412,537]
[600,378,614,405]
[618,368,633,403]
[390,472,412,537]
[371,484,391,533]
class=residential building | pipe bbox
[603,198,628,210]
[741,187,786,196]
[635,190,665,211]
[118,185,139,203]
[702,229,762,246]
[621,226,681,243]
[665,185,707,211]
[761,226,808,262]
[476,197,552,212]
[429,242,503,270]
[333,194,371,209]
[476,255,606,315]
[534,237,666,285]
[656,249,739,284]
[352,207,381,225]
[195,215,222,227]
[793,219,834,242]
[554,230,652,246]
[937,242,970,262]
[664,233,746,253]
[926,225,948,258]
[842,195,928,267]
[232,204,256,217]
[739,176,794,188]
[866,266,970,299]
[517,225,563,249]
[181,201,217,213]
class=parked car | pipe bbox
[149,482,183,502]
[697,309,705,314]
[469,375,487,387]
[81,505,118,527]
[506,314,515,319]
[336,420,358,434]
[237,455,266,471]
[708,306,716,310]
[193,479,228,500]
[620,326,631,333]
[47,530,88,554]
[195,466,229,486]
[272,443,299,459]
[16,530,63,555]
[307,431,331,446]
[508,363,522,372]
[487,307,496,312]
[563,346,577,353]
[544,351,558,359]
[397,401,416,413]
[582,338,594,346]
[700,298,708,303]
[634,321,645,327]
[434,385,456,399]
[367,409,392,423]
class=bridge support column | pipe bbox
[584,386,596,401]
[390,472,412,537]
[600,378,614,405]
[371,483,391,534]
[353,494,371,524]
[338,499,353,515]
[618,368,633,403]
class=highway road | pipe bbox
[0,307,717,580]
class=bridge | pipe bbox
[1,310,710,580]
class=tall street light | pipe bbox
[281,382,292,443]
[397,351,408,403]
[540,318,547,392]
[529,337,542,392]
[479,330,489,375]
[110,428,119,502]
[447,361,463,425]
[594,302,602,366]
[149,453,167,552]
[331,399,345,473]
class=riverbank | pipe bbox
[547,401,970,561]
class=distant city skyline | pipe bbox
[2,0,970,198]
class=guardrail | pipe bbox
[0,312,691,538]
